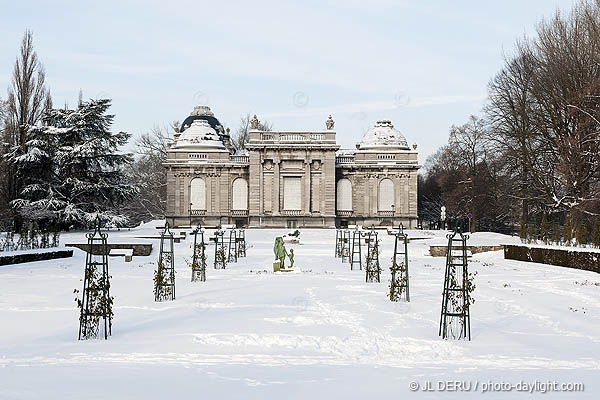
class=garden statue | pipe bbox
[288,249,295,268]
[273,237,288,270]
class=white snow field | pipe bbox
[1,223,599,399]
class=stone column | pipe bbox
[304,159,311,215]
[259,159,264,214]
[214,171,220,215]
[274,159,280,215]
[174,173,180,214]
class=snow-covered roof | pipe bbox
[179,105,223,133]
[173,119,225,149]
[357,120,409,150]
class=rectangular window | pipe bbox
[283,177,302,210]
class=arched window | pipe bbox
[190,178,206,210]
[232,178,248,210]
[336,178,353,211]
[378,178,394,211]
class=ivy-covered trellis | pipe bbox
[389,225,410,302]
[341,229,351,263]
[15,226,30,250]
[154,222,175,301]
[76,217,113,340]
[1,225,60,252]
[1,231,15,252]
[439,227,474,340]
[190,225,207,282]
[227,229,238,263]
[213,229,227,269]
[335,229,343,258]
[350,227,362,270]
[237,229,247,258]
[365,228,381,282]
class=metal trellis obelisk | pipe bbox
[350,227,362,270]
[227,229,238,263]
[155,222,175,301]
[439,227,472,340]
[335,229,342,258]
[237,229,247,258]
[214,229,227,269]
[191,225,207,282]
[78,217,112,340]
[365,228,381,282]
[341,229,351,263]
[389,224,409,302]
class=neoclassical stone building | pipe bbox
[164,106,420,228]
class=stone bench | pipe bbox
[429,245,502,257]
[66,243,152,256]
[109,248,133,262]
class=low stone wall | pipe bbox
[0,250,74,266]
[429,245,504,257]
[503,244,600,274]
[66,243,153,256]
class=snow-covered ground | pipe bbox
[1,223,599,399]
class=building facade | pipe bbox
[164,106,420,228]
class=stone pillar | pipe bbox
[259,159,264,214]
[304,160,311,215]
[174,174,180,214]
[214,171,220,215]
[274,159,280,215]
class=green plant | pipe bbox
[214,243,227,269]
[75,263,113,339]
[154,253,174,301]
[388,257,408,301]
[365,239,381,283]
[444,264,477,339]
[190,242,207,282]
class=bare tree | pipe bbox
[231,113,272,152]
[5,30,48,147]
[121,123,177,224]
[1,30,48,228]
[486,47,540,223]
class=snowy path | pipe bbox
[1,226,599,399]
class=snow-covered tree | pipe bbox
[9,99,137,228]
[1,30,50,229]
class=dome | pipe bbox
[180,105,223,133]
[173,119,225,149]
[357,120,409,150]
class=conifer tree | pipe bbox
[564,219,573,246]
[9,99,137,228]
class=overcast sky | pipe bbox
[0,0,579,161]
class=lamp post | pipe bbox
[189,202,192,227]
